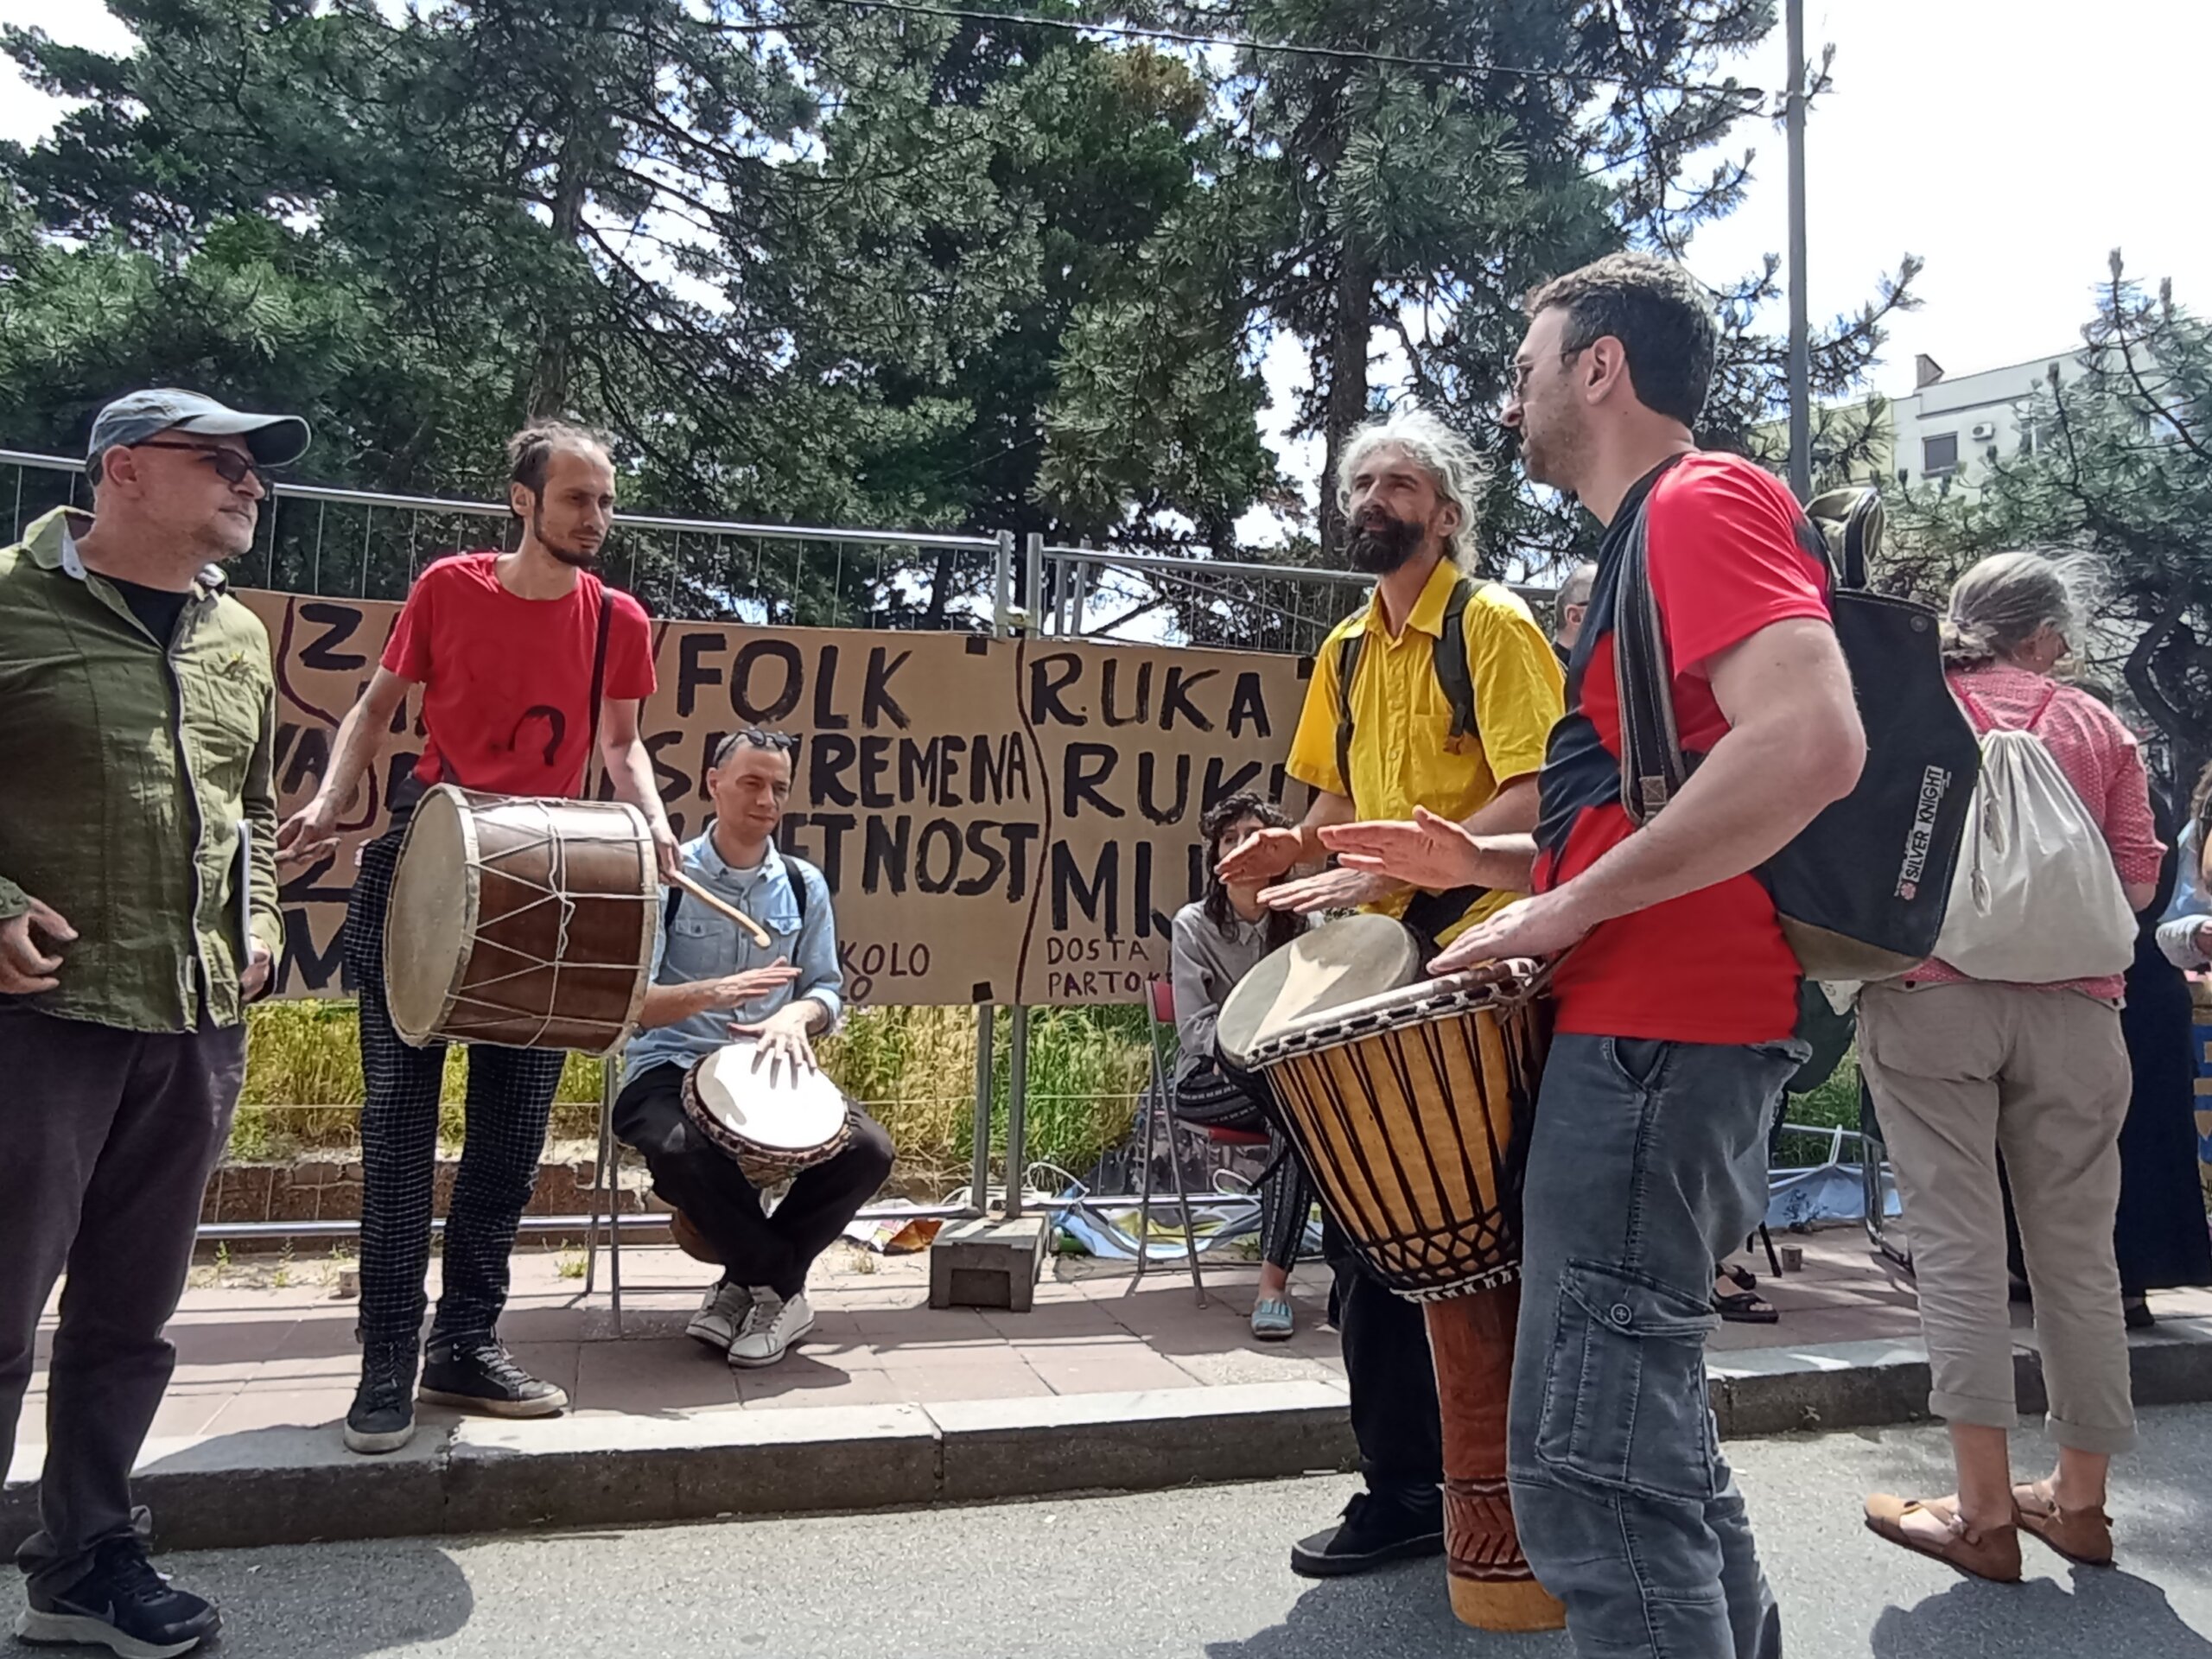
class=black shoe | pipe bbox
[345,1338,419,1454]
[1289,1491,1446,1579]
[2124,1294,2156,1330]
[419,1335,569,1418]
[14,1535,219,1658]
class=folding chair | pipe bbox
[1136,977,1272,1307]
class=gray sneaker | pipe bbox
[727,1290,814,1369]
[685,1281,755,1354]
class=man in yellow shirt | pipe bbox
[1219,405,1563,1580]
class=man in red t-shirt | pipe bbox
[278,422,676,1455]
[1326,254,1866,1657]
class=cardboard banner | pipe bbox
[250,594,1313,1007]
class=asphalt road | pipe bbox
[21,1406,2212,1658]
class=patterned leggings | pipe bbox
[1175,1061,1314,1274]
[347,830,567,1349]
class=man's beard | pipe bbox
[1346,508,1423,575]
[1517,415,1585,496]
[535,510,602,569]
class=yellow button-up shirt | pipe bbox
[1286,558,1564,939]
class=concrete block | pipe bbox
[928,1216,1047,1313]
[442,1404,940,1535]
[931,1380,1355,1502]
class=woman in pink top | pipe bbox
[1859,552,2163,1581]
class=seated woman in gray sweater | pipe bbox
[1170,792,1315,1339]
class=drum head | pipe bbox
[385,786,474,1044]
[1245,960,1539,1063]
[690,1039,849,1153]
[1215,913,1421,1068]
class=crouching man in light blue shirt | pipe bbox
[619,728,895,1369]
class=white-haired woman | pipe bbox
[1861,552,2162,1580]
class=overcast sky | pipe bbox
[4,0,2203,466]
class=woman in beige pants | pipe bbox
[1859,553,2163,1581]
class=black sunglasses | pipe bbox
[713,728,799,766]
[126,439,268,489]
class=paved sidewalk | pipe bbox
[8,1224,2210,1553]
[13,1224,1968,1451]
[14,1224,2212,1449]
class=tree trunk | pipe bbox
[1319,240,1375,557]
[525,149,592,419]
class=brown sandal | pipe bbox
[1864,1493,2022,1582]
[2012,1478,2114,1567]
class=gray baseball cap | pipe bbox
[87,388,312,479]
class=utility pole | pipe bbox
[1785,0,1812,500]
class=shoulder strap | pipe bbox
[1433,575,1478,742]
[1334,625,1366,801]
[584,577,615,772]
[663,853,810,930]
[2025,681,2064,734]
[1612,493,1688,825]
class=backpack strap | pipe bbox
[1434,576,1478,744]
[1613,492,1690,824]
[783,854,813,926]
[1333,623,1367,800]
[660,832,811,933]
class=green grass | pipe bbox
[232,998,1154,1192]
[1788,1042,1860,1135]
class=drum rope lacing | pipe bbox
[435,816,654,1044]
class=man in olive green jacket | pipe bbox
[0,389,306,1659]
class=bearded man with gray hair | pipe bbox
[1216,404,1563,1581]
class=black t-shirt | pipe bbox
[106,575,194,647]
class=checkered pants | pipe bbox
[347,829,567,1349]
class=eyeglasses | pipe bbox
[713,728,799,766]
[1507,344,1590,397]
[125,440,268,490]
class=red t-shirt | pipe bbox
[383,552,657,798]
[1535,453,1834,1043]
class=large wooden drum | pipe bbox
[383,785,658,1056]
[1219,914,1563,1633]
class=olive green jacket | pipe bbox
[0,507,283,1031]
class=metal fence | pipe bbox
[4,451,1558,654]
[12,448,1444,1238]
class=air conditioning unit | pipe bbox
[1970,421,1997,441]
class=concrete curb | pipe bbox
[1,1381,1359,1555]
[1712,1314,2212,1437]
[7,1321,2209,1554]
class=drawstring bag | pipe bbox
[1929,683,2137,982]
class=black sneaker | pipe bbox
[14,1535,219,1658]
[419,1335,569,1418]
[1289,1491,1446,1579]
[345,1338,420,1455]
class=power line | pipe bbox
[809,0,1776,104]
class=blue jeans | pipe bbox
[1510,1033,1802,1659]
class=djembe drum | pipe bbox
[383,785,659,1055]
[669,1039,857,1260]
[1218,914,1563,1633]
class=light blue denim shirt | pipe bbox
[623,824,844,1083]
[2156,822,2208,969]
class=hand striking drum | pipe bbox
[1220,914,1564,1631]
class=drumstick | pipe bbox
[669,868,776,949]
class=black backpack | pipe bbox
[1612,475,1980,982]
[1332,575,1479,795]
